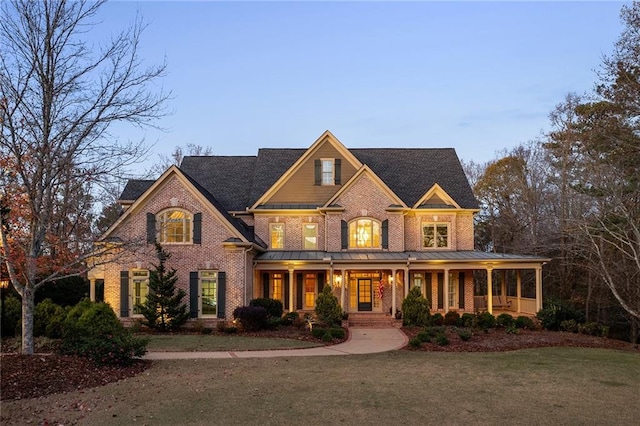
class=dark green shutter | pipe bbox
[193,213,202,244]
[190,271,199,318]
[146,213,156,244]
[437,273,444,310]
[341,220,348,249]
[381,219,389,249]
[458,272,465,309]
[284,274,290,311]
[120,271,129,317]
[217,272,226,319]
[262,273,269,298]
[317,272,325,294]
[425,273,432,307]
[334,159,341,185]
[296,273,303,310]
[314,159,321,185]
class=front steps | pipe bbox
[346,313,397,328]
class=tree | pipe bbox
[150,143,214,176]
[314,285,342,326]
[0,0,168,354]
[136,243,189,331]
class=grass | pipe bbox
[2,347,638,425]
[143,334,322,352]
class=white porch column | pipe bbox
[288,268,294,312]
[501,270,507,299]
[535,266,543,312]
[443,269,450,312]
[338,269,345,310]
[487,267,494,315]
[392,269,397,317]
[516,270,522,313]
[89,278,95,302]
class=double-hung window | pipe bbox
[422,222,449,249]
[130,270,149,316]
[200,270,218,316]
[270,223,285,249]
[302,223,318,250]
[321,159,334,185]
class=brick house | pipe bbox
[92,131,548,324]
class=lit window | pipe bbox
[422,223,449,249]
[304,273,316,309]
[448,272,457,309]
[349,218,381,248]
[270,223,285,249]
[200,270,217,316]
[303,223,318,250]
[272,273,284,303]
[321,159,334,185]
[157,209,192,243]
[130,270,149,316]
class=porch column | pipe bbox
[535,266,543,312]
[392,269,397,317]
[338,269,345,310]
[516,270,522,313]
[501,270,507,299]
[443,269,450,312]
[89,278,95,302]
[344,270,349,312]
[486,267,494,315]
[288,267,294,312]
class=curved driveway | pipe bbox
[144,327,407,360]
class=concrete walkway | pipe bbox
[144,327,408,360]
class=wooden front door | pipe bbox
[358,278,373,311]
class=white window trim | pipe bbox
[321,158,334,186]
[302,222,318,250]
[199,270,218,318]
[130,269,149,317]
[157,208,193,245]
[420,222,451,250]
[348,217,382,249]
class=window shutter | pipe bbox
[193,213,202,244]
[284,274,290,311]
[458,272,465,309]
[190,271,199,318]
[382,219,389,249]
[314,159,321,185]
[262,273,270,298]
[146,213,156,244]
[317,272,325,294]
[334,159,341,185]
[217,272,226,319]
[341,220,348,249]
[120,271,129,317]
[437,273,444,310]
[296,273,303,310]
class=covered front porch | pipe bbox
[254,251,549,317]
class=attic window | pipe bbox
[321,159,334,185]
[315,159,342,186]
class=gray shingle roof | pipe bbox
[119,180,154,201]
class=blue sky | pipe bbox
[97,1,627,169]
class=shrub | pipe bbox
[61,300,148,366]
[496,313,515,328]
[515,315,535,329]
[435,333,449,346]
[476,312,496,330]
[429,313,444,326]
[457,328,472,341]
[224,326,238,334]
[233,305,268,331]
[444,310,460,326]
[578,322,601,336]
[266,316,283,330]
[312,327,345,340]
[282,311,299,326]
[560,319,579,333]
[401,286,430,327]
[425,325,445,337]
[1,296,22,337]
[505,324,520,335]
[315,285,342,326]
[34,299,68,338]
[536,298,585,331]
[35,276,89,307]
[249,298,284,319]
[408,337,422,349]
[416,330,431,343]
[459,313,475,328]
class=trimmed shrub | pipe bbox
[515,315,535,329]
[444,310,460,326]
[505,324,520,335]
[312,327,345,340]
[496,313,515,328]
[282,311,299,326]
[34,299,68,338]
[61,300,148,366]
[408,337,422,349]
[578,322,601,336]
[435,333,449,346]
[1,296,21,337]
[457,328,472,341]
[416,330,431,343]
[560,319,579,333]
[315,285,342,327]
[429,313,444,326]
[233,305,268,331]
[459,313,475,328]
[476,312,496,330]
[401,286,430,327]
[536,298,585,331]
[249,298,284,319]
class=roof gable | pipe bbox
[323,165,407,209]
[413,183,461,209]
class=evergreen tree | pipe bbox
[137,243,189,331]
[314,285,343,326]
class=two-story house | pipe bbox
[93,131,548,324]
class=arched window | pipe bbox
[349,218,381,248]
[157,209,192,243]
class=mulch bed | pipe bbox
[1,328,637,401]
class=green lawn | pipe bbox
[143,334,322,352]
[2,347,638,425]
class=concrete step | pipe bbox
[347,314,395,328]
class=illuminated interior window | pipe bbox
[304,273,316,308]
[270,223,285,249]
[157,209,192,243]
[422,223,449,248]
[272,273,283,303]
[303,223,318,250]
[130,270,149,316]
[349,218,381,248]
[200,270,217,316]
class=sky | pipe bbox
[95,0,628,171]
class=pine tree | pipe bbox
[137,243,190,331]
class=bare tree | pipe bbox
[150,143,214,177]
[0,0,169,354]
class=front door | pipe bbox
[358,278,373,311]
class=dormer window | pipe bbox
[315,158,342,186]
[422,222,449,249]
[321,159,334,185]
[157,209,192,244]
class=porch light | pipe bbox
[388,276,394,284]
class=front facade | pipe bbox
[94,131,548,323]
